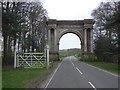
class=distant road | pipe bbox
[46,56,119,89]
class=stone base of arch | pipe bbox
[49,53,59,61]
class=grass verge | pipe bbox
[83,61,120,75]
[75,55,80,60]
[59,54,67,60]
[2,61,60,88]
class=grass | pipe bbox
[2,61,60,88]
[75,55,80,60]
[59,53,67,60]
[0,68,2,90]
[0,53,3,57]
[83,61,120,75]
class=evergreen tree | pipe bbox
[91,2,118,63]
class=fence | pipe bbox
[14,45,49,68]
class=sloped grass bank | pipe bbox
[2,61,60,88]
[84,61,119,75]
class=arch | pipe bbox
[57,30,84,54]
[58,29,83,45]
[47,19,94,60]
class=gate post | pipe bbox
[14,47,17,68]
[46,45,49,69]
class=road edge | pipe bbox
[81,61,119,77]
[36,61,62,88]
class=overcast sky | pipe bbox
[43,0,105,50]
[43,0,104,20]
[59,33,81,50]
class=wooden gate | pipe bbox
[14,45,49,68]
[16,53,46,68]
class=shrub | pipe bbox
[81,52,97,62]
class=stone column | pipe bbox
[48,29,51,51]
[84,29,87,52]
[90,29,93,52]
[57,42,59,52]
[54,29,57,52]
[81,42,83,53]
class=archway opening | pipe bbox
[59,33,81,59]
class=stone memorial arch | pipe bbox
[46,19,94,60]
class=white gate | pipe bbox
[14,45,49,68]
[16,53,46,68]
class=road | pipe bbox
[45,56,119,89]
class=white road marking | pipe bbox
[82,62,118,77]
[88,81,97,90]
[71,62,75,66]
[82,75,86,78]
[45,62,62,88]
[76,67,83,74]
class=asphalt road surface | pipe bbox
[45,56,119,89]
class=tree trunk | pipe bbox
[7,36,11,54]
[3,35,8,67]
[18,32,21,51]
[14,39,16,51]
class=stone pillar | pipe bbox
[48,29,51,51]
[90,29,93,52]
[54,29,59,60]
[54,29,57,52]
[57,42,59,52]
[81,42,83,53]
[84,29,87,52]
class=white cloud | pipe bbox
[43,0,104,20]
